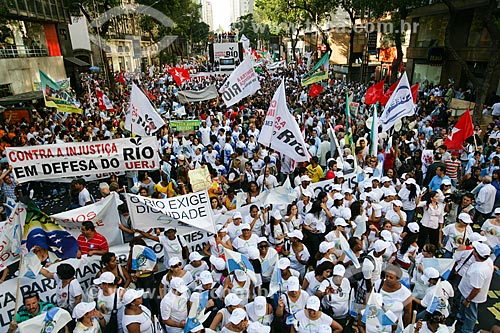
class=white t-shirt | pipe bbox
[280,290,309,315]
[294,310,333,333]
[481,219,500,249]
[318,277,351,318]
[421,281,454,317]
[458,258,494,303]
[96,287,125,330]
[362,252,384,283]
[74,318,101,333]
[374,280,412,320]
[185,261,210,280]
[304,271,323,296]
[232,234,259,256]
[54,275,83,312]
[160,291,189,333]
[442,224,473,252]
[159,234,187,266]
[123,305,154,333]
[227,222,244,242]
[78,188,92,206]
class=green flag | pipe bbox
[301,52,330,86]
[39,70,82,114]
[344,92,353,150]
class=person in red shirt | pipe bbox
[77,221,109,257]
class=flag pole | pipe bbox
[13,205,24,321]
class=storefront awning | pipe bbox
[64,57,90,67]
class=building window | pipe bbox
[416,16,447,47]
[0,84,13,98]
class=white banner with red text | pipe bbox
[6,137,159,183]
[50,193,124,247]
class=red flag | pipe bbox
[169,67,190,86]
[411,83,419,103]
[380,79,400,106]
[96,89,106,110]
[365,79,385,105]
[118,71,125,85]
[309,84,323,98]
[443,109,474,150]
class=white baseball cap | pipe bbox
[241,223,251,230]
[473,241,492,257]
[374,240,389,253]
[333,193,344,200]
[169,257,182,267]
[405,178,416,185]
[442,179,452,186]
[319,241,334,253]
[421,267,440,284]
[300,175,312,182]
[253,296,267,317]
[210,256,226,271]
[72,301,96,319]
[234,269,247,281]
[392,200,403,207]
[336,171,344,178]
[408,222,420,233]
[288,230,303,240]
[233,212,243,219]
[170,277,188,293]
[199,270,213,285]
[93,272,115,285]
[334,218,348,227]
[469,232,487,243]
[248,321,271,333]
[333,264,346,277]
[306,296,321,311]
[189,252,203,262]
[258,237,269,245]
[381,176,391,183]
[229,308,247,324]
[122,289,145,305]
[380,230,393,242]
[224,293,242,306]
[287,276,300,291]
[385,189,397,196]
[302,189,314,198]
[458,212,473,224]
[272,210,283,220]
[495,207,500,215]
[278,258,291,270]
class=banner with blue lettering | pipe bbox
[5,137,159,183]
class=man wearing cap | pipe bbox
[161,277,189,332]
[292,296,342,333]
[185,252,209,280]
[293,175,313,200]
[361,240,388,296]
[226,212,245,242]
[221,308,249,332]
[233,223,259,256]
[7,292,56,333]
[137,227,189,266]
[458,241,494,333]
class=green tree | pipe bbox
[255,0,307,61]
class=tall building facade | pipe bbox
[200,0,214,31]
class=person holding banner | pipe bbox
[7,292,56,333]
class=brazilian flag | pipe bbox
[301,52,330,86]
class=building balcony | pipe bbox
[0,45,49,58]
[407,46,494,62]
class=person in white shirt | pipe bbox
[160,277,189,333]
[256,168,279,190]
[474,176,497,225]
[291,296,342,333]
[458,241,494,333]
[413,267,454,320]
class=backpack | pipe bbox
[348,253,375,288]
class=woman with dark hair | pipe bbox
[122,290,154,333]
[210,196,227,215]
[285,203,302,231]
[97,252,131,288]
[40,263,83,313]
[266,210,289,248]
[245,181,260,205]
[417,190,446,250]
[399,178,420,222]
[386,168,401,191]
[303,199,329,261]
[137,171,155,196]
[302,261,334,296]
[395,223,420,270]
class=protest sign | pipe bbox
[43,171,126,184]
[126,191,216,234]
[170,120,200,132]
[6,137,159,183]
[219,57,261,107]
[0,205,23,267]
[188,167,212,192]
[50,193,124,247]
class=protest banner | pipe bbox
[50,193,124,247]
[0,242,167,333]
[178,84,218,103]
[126,191,216,234]
[219,57,261,107]
[309,171,357,197]
[6,137,159,183]
[188,167,212,192]
[170,120,201,132]
[43,171,126,184]
[0,205,23,268]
